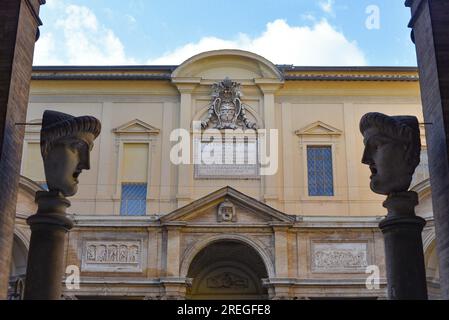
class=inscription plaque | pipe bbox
[194,139,260,179]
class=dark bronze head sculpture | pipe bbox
[360,112,421,195]
[40,110,101,197]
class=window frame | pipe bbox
[120,182,148,216]
[306,145,335,197]
[113,120,160,216]
[296,122,342,201]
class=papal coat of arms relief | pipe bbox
[201,77,258,130]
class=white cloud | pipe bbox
[34,4,366,67]
[44,0,64,10]
[319,0,335,14]
[34,4,136,65]
[147,19,367,66]
[33,33,64,65]
[126,14,137,25]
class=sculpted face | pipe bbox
[44,132,94,197]
[361,128,414,195]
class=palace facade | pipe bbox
[9,50,440,299]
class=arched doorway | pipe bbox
[186,240,268,300]
[8,235,28,300]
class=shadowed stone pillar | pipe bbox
[405,0,449,299]
[0,0,45,299]
[23,192,73,300]
[380,192,428,299]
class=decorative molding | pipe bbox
[207,272,249,289]
[172,49,284,81]
[179,233,276,278]
[161,186,294,224]
[32,73,171,81]
[284,73,418,82]
[112,119,159,204]
[422,228,436,253]
[112,119,160,135]
[68,214,383,228]
[295,121,343,137]
[201,78,257,130]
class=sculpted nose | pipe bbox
[79,151,91,170]
[362,147,371,165]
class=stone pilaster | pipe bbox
[0,0,45,299]
[406,0,449,299]
[272,225,289,278]
[164,223,184,277]
[256,81,283,208]
[172,80,199,208]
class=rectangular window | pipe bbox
[120,143,149,216]
[120,183,147,216]
[307,146,334,197]
[122,143,149,183]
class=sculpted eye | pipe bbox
[70,141,85,151]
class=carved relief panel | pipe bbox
[82,240,143,273]
[311,242,369,273]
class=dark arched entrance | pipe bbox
[186,240,268,300]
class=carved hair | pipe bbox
[359,112,421,171]
[40,110,102,158]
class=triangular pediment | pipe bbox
[295,121,342,136]
[161,187,294,225]
[113,119,160,135]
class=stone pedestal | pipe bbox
[379,191,428,300]
[24,191,74,300]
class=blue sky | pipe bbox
[35,0,417,66]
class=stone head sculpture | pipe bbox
[360,112,421,195]
[40,111,101,197]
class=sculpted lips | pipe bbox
[73,169,82,183]
[369,165,378,178]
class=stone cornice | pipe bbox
[263,278,388,287]
[68,214,384,229]
[32,73,172,81]
[31,66,419,82]
[284,73,419,82]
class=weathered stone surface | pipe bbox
[82,240,143,273]
[311,242,369,273]
[360,112,421,195]
[380,192,428,300]
[24,111,101,300]
[360,113,428,299]
[406,0,449,299]
[0,0,44,299]
[40,110,101,197]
